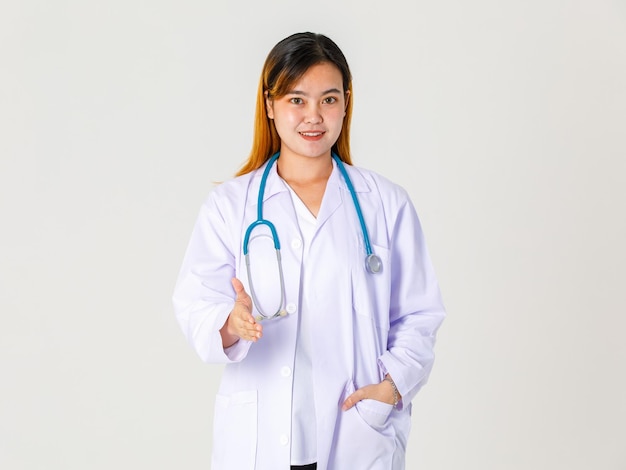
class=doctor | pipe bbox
[173,32,445,470]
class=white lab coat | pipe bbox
[173,159,445,470]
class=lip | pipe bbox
[299,130,326,141]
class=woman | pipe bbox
[173,32,445,470]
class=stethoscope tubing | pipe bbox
[332,153,374,257]
[242,151,382,321]
[243,152,281,255]
[243,152,286,320]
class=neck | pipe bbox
[276,151,333,186]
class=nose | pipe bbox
[304,103,323,124]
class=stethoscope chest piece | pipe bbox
[366,254,383,274]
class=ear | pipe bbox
[265,91,274,119]
[344,90,351,113]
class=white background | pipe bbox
[1,1,625,469]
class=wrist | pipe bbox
[220,316,239,348]
[384,375,399,407]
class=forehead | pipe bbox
[288,62,344,92]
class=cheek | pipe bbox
[327,109,346,130]
[274,108,300,129]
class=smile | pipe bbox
[299,131,325,139]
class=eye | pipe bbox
[323,96,337,104]
[289,97,304,105]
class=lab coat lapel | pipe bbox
[248,162,298,232]
[316,161,371,230]
[247,159,373,235]
[315,164,343,230]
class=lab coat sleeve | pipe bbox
[172,191,252,363]
[378,197,445,408]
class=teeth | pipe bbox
[301,132,322,136]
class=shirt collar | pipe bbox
[247,156,371,208]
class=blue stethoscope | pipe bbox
[243,151,382,321]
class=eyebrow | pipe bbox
[287,88,343,96]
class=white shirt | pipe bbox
[286,182,318,465]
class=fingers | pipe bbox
[342,389,365,411]
[341,382,396,411]
[227,311,262,342]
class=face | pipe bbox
[266,62,349,161]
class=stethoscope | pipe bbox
[243,151,382,321]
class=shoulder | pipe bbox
[195,171,259,227]
[347,164,412,207]
[204,172,255,206]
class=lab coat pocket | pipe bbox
[342,380,394,432]
[356,398,394,431]
[211,390,257,470]
[330,382,395,469]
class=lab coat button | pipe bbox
[280,366,291,377]
[279,434,289,446]
[286,303,297,314]
[291,238,302,250]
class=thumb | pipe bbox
[231,277,250,302]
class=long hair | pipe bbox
[236,32,353,176]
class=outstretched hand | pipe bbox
[219,278,263,348]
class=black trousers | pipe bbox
[291,464,317,470]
